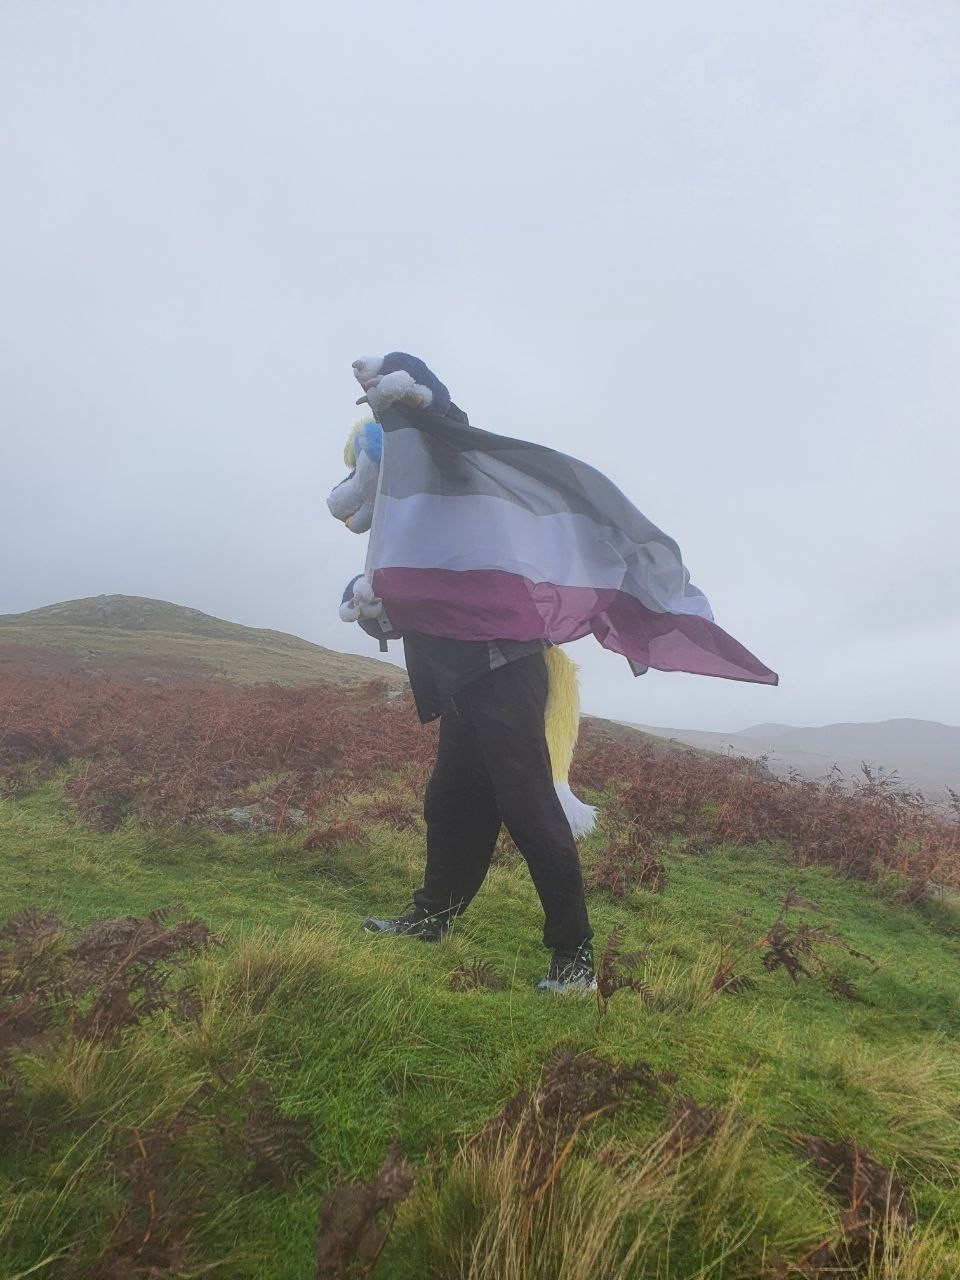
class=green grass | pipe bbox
[2,784,960,1278]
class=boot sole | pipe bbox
[361,918,446,941]
[536,977,598,995]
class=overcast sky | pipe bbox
[2,1,958,731]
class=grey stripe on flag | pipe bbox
[371,490,714,620]
[379,424,688,550]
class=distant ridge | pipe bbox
[0,595,407,688]
[631,717,960,800]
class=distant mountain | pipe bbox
[0,595,406,688]
[631,717,960,800]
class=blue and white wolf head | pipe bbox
[352,351,452,416]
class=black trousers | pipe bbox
[413,653,593,953]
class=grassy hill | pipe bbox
[0,595,407,687]
[2,669,960,1278]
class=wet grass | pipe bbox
[2,783,960,1278]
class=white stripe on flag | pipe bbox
[370,491,714,621]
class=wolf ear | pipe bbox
[445,402,470,426]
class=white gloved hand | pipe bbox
[339,574,385,623]
[327,448,380,534]
[365,369,433,413]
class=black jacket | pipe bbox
[402,633,545,723]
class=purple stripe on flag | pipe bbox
[372,567,778,686]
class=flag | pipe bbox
[365,404,778,686]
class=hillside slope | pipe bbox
[0,594,407,687]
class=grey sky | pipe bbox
[2,1,958,731]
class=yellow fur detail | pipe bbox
[343,425,358,470]
[543,647,580,785]
[343,418,373,470]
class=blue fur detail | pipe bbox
[380,352,452,415]
[359,420,383,466]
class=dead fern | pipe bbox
[823,971,862,1003]
[172,982,203,1022]
[69,909,219,1044]
[595,926,653,1015]
[0,1060,22,1143]
[799,1136,911,1224]
[242,1078,316,1188]
[471,1045,675,1203]
[314,1146,415,1280]
[448,960,504,992]
[0,908,69,1057]
[303,821,367,853]
[361,794,421,831]
[781,886,824,913]
[769,1137,913,1277]
[660,1093,723,1158]
[711,967,758,996]
[585,833,666,898]
[0,907,217,1059]
[4,668,958,890]
[710,890,876,1001]
[82,1111,203,1280]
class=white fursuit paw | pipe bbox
[366,369,433,412]
[352,576,386,620]
[352,576,377,605]
[554,782,598,840]
[340,575,385,624]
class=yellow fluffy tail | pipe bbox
[543,647,597,839]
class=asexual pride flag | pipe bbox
[365,403,778,686]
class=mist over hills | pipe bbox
[0,595,406,687]
[634,717,960,801]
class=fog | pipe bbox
[2,0,958,730]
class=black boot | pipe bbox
[361,904,450,942]
[536,943,596,994]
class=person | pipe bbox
[334,348,776,991]
[334,354,596,994]
[362,631,596,994]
